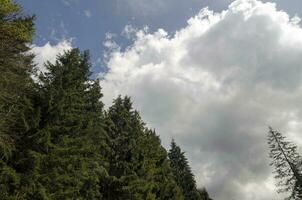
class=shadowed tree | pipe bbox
[268,127,302,199]
[168,139,209,200]
[0,0,36,198]
[20,49,109,199]
[198,188,213,200]
[103,96,183,200]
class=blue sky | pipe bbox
[17,0,302,74]
[18,0,235,73]
[18,1,302,199]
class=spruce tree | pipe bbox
[104,96,149,199]
[168,139,203,200]
[0,0,36,198]
[268,127,302,199]
[104,96,183,200]
[141,129,184,200]
[21,49,109,199]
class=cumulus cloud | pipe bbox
[31,39,73,73]
[100,0,302,199]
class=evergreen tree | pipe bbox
[168,139,203,200]
[197,188,213,200]
[0,0,36,198]
[104,96,183,200]
[268,127,302,199]
[21,49,109,199]
[104,96,150,199]
[141,129,184,200]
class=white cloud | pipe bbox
[84,9,92,18]
[31,39,73,73]
[100,0,302,199]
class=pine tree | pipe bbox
[268,127,302,199]
[168,139,203,200]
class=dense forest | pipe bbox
[0,0,212,199]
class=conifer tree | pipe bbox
[268,127,302,199]
[168,139,203,200]
[104,96,183,200]
[21,49,109,199]
[104,96,149,199]
[0,0,35,138]
[0,0,36,198]
[141,129,184,200]
[198,188,213,200]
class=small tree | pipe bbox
[268,127,302,199]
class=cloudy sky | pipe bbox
[18,0,302,199]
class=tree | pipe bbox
[198,188,213,200]
[168,139,206,200]
[268,127,302,199]
[0,0,35,138]
[104,96,183,200]
[20,49,109,199]
[141,129,184,200]
[0,0,36,198]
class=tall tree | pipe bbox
[141,129,184,200]
[268,127,302,199]
[21,49,109,199]
[104,96,183,200]
[168,139,204,200]
[0,0,36,198]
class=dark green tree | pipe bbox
[168,139,205,200]
[198,188,213,200]
[0,0,36,198]
[104,96,183,200]
[141,129,184,200]
[268,127,302,199]
[20,49,109,199]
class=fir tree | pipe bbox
[21,49,109,199]
[0,0,36,198]
[104,96,183,200]
[168,139,203,200]
[141,129,184,200]
[268,127,302,199]
[104,96,150,199]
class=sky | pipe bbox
[18,0,302,199]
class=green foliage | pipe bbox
[268,127,302,199]
[17,49,110,199]
[168,139,212,200]
[0,0,36,198]
[104,96,183,200]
